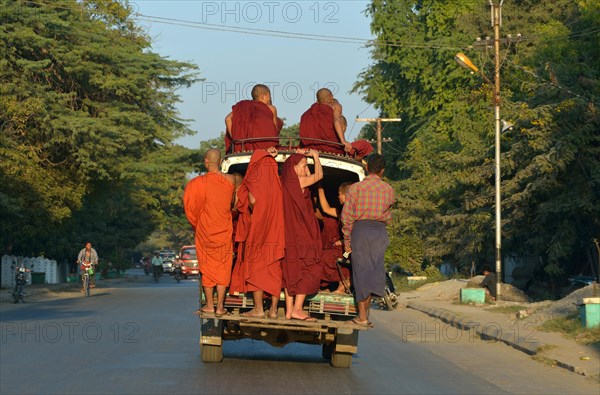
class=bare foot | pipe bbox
[351,318,374,328]
[215,308,228,316]
[268,310,278,319]
[290,312,317,321]
[332,288,346,294]
[242,309,264,318]
[201,306,215,313]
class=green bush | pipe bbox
[385,234,424,275]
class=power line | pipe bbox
[133,13,466,50]
[506,60,600,106]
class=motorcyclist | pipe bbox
[173,255,183,282]
[77,241,98,292]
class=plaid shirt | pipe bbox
[341,174,395,248]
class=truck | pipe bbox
[197,143,368,368]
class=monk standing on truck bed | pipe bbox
[225,84,283,153]
[281,149,324,321]
[183,149,236,316]
[229,147,285,319]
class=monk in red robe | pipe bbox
[229,147,285,318]
[183,149,236,316]
[281,149,324,321]
[318,183,354,293]
[340,116,373,160]
[225,84,283,153]
[300,88,374,159]
[299,88,351,154]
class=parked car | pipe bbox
[179,245,199,278]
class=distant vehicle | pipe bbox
[179,245,199,278]
[156,250,177,274]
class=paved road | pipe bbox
[1,273,598,394]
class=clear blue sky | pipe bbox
[131,0,379,149]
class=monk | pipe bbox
[318,182,354,293]
[339,116,373,160]
[183,149,236,316]
[299,88,352,154]
[225,84,283,153]
[229,147,285,318]
[281,149,324,321]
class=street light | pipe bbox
[455,48,503,300]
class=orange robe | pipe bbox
[183,172,235,287]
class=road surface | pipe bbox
[1,271,597,394]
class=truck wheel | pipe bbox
[331,351,352,368]
[322,343,333,360]
[201,344,223,363]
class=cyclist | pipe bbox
[151,252,163,282]
[77,241,98,292]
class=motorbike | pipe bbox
[9,265,31,304]
[173,256,183,283]
[337,252,399,310]
[374,271,399,311]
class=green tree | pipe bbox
[356,0,600,279]
[0,0,200,261]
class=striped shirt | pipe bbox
[341,174,395,248]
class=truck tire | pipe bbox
[201,344,223,363]
[331,351,352,368]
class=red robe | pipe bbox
[299,103,374,159]
[229,150,285,296]
[226,100,281,153]
[320,214,350,283]
[281,154,322,295]
[299,103,344,154]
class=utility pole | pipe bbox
[456,1,521,300]
[355,118,401,154]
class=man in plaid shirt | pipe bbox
[341,154,395,327]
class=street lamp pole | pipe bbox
[492,0,502,300]
[456,0,504,299]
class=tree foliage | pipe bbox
[0,0,200,262]
[356,0,600,278]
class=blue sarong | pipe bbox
[351,220,389,302]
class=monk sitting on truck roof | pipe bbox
[299,88,352,154]
[339,116,373,160]
[225,84,283,153]
[229,147,285,319]
[300,89,373,159]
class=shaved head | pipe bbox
[204,149,221,165]
[251,84,270,100]
[316,88,333,104]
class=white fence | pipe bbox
[1,255,62,287]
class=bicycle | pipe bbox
[9,265,31,304]
[81,263,94,297]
